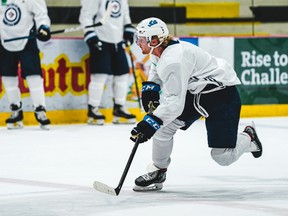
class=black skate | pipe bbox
[34,105,51,130]
[87,105,105,125]
[133,168,167,192]
[113,104,136,124]
[243,121,262,158]
[6,102,24,129]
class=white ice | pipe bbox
[0,117,288,216]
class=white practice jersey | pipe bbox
[0,0,50,51]
[149,40,241,126]
[79,0,132,44]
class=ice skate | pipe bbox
[87,105,105,125]
[243,121,263,158]
[112,104,136,124]
[6,102,24,129]
[34,105,51,130]
[133,165,167,192]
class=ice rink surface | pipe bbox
[0,117,288,216]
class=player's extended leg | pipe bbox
[26,75,51,130]
[87,73,107,125]
[2,76,23,129]
[211,121,262,166]
[112,74,136,124]
[133,119,186,192]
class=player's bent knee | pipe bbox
[211,148,237,166]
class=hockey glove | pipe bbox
[123,24,135,45]
[85,31,102,51]
[37,25,51,42]
[141,81,161,113]
[130,114,163,143]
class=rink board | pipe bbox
[0,37,287,125]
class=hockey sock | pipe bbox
[2,76,21,105]
[88,73,108,107]
[26,75,46,107]
[113,74,129,106]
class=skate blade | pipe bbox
[133,183,163,192]
[7,122,24,129]
[40,124,50,130]
[112,117,136,125]
[88,118,104,126]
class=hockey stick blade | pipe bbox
[3,2,112,43]
[93,181,119,196]
[93,136,141,196]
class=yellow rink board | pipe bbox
[0,108,144,126]
[160,2,239,18]
[0,104,287,126]
[240,104,288,118]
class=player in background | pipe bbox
[79,0,136,125]
[0,0,51,130]
[130,17,263,192]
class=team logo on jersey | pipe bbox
[107,0,121,18]
[3,3,21,26]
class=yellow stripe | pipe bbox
[186,22,261,26]
[189,32,269,37]
[241,104,288,118]
[0,108,145,126]
[160,2,239,18]
[0,105,287,126]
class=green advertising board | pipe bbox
[235,38,288,105]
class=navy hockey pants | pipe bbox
[177,85,241,148]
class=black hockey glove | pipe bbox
[85,31,102,51]
[37,25,51,42]
[123,24,135,45]
[141,81,161,113]
[130,114,163,144]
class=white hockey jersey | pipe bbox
[149,40,241,126]
[79,0,132,44]
[0,0,50,51]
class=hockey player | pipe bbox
[0,0,51,129]
[79,0,136,125]
[130,17,263,192]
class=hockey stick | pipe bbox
[126,42,141,109]
[4,2,112,43]
[93,135,141,196]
